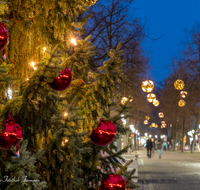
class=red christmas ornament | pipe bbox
[99,174,126,190]
[0,114,23,149]
[47,67,72,91]
[0,23,9,51]
[90,119,116,146]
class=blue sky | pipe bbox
[132,0,200,84]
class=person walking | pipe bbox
[163,142,167,151]
[146,137,153,158]
[157,137,163,159]
[167,142,170,151]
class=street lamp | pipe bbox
[130,124,135,133]
[121,114,126,125]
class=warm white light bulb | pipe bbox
[64,112,68,117]
[31,62,35,67]
[71,38,77,46]
[43,47,47,52]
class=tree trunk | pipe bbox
[191,104,200,153]
[134,110,138,150]
[181,112,185,153]
[173,110,178,151]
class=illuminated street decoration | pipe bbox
[161,121,165,124]
[153,99,159,107]
[158,112,164,118]
[180,91,187,98]
[150,123,158,128]
[121,97,128,105]
[174,79,184,90]
[144,120,148,125]
[147,93,156,103]
[141,80,154,93]
[146,116,150,120]
[178,99,186,107]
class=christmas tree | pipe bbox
[0,1,138,189]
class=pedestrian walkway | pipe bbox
[123,148,200,190]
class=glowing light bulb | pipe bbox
[43,47,46,52]
[71,38,77,46]
[31,62,35,67]
[26,78,29,81]
[64,112,68,117]
[31,62,37,70]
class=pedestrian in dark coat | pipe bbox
[146,137,153,158]
[167,142,170,150]
[157,138,163,159]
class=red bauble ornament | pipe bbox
[90,119,116,146]
[99,174,126,190]
[0,114,23,149]
[47,67,72,91]
[0,23,9,51]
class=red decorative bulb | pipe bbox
[99,174,126,190]
[47,67,72,91]
[0,114,23,149]
[90,119,116,146]
[0,23,9,51]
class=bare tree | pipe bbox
[84,0,146,67]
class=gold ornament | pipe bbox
[121,97,128,105]
[180,91,187,98]
[174,79,185,90]
[141,80,154,93]
[153,99,159,107]
[158,112,164,118]
[155,124,158,128]
[147,93,156,103]
[178,99,186,107]
[144,120,148,125]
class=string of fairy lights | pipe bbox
[141,78,188,129]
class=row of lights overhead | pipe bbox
[141,79,186,131]
[144,112,171,129]
[174,79,187,107]
[141,80,159,107]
